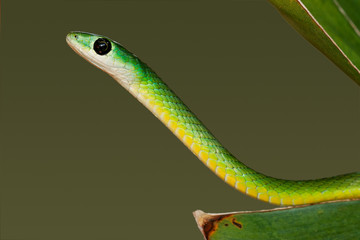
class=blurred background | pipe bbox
[1,0,359,239]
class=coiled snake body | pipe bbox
[67,32,360,206]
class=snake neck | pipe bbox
[125,72,279,199]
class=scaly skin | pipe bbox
[66,32,360,206]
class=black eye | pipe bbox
[93,38,112,55]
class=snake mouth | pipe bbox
[66,35,82,56]
[66,33,85,59]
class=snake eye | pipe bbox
[93,38,112,55]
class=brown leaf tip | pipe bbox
[193,210,232,239]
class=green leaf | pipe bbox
[193,199,360,240]
[268,0,360,86]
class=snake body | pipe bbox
[66,32,360,206]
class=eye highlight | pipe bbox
[93,38,112,55]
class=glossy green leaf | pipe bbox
[268,0,360,85]
[194,199,360,240]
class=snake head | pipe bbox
[66,31,144,89]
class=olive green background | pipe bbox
[1,0,359,239]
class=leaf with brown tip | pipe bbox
[194,199,360,240]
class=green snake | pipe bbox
[66,31,360,206]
